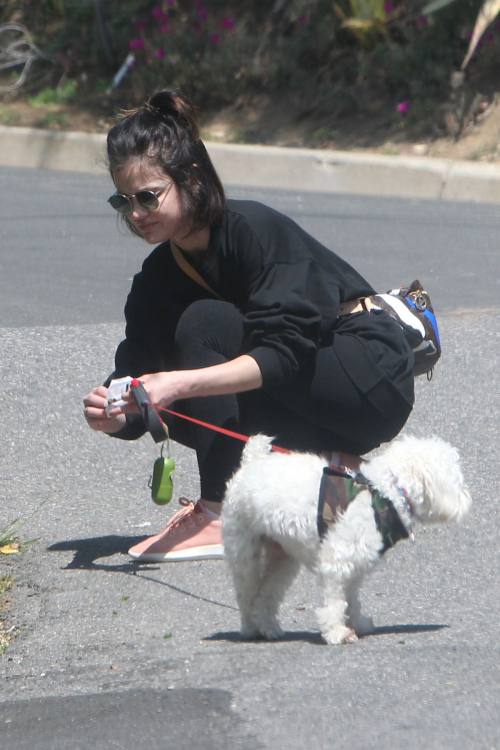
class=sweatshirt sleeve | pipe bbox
[243,258,339,386]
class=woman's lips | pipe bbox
[139,221,158,233]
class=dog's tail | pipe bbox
[240,434,275,465]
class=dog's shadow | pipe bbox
[206,623,449,645]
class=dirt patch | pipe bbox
[1,90,500,163]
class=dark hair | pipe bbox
[107,89,226,237]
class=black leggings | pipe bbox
[159,299,413,503]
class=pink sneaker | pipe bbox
[128,498,224,562]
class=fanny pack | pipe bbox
[340,280,441,378]
[369,280,441,378]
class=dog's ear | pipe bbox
[418,441,472,523]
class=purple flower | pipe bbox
[193,21,202,35]
[136,19,145,30]
[198,8,208,20]
[129,37,145,50]
[152,5,163,20]
[210,32,220,43]
[417,15,427,26]
[297,13,307,25]
[396,100,410,113]
[221,16,234,30]
[155,48,165,58]
[384,1,393,11]
[466,29,473,40]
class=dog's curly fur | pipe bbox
[222,434,471,645]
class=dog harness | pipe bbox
[317,466,409,553]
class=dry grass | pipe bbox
[0,573,14,654]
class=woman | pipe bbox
[83,89,415,563]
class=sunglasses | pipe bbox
[107,182,172,214]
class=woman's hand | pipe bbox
[104,372,185,418]
[83,385,126,433]
[107,356,263,417]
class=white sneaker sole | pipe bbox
[128,543,224,562]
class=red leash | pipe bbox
[129,378,361,470]
[156,403,291,453]
[129,379,290,453]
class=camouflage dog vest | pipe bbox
[317,466,409,554]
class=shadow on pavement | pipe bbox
[48,534,147,568]
[48,535,238,611]
[0,687,262,750]
[207,622,448,645]
[206,630,325,645]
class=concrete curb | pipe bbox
[2,124,500,203]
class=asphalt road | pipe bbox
[0,165,498,749]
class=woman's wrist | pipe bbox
[180,355,263,399]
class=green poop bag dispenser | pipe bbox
[149,440,175,505]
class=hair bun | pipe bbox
[147,90,199,140]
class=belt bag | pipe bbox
[368,280,441,378]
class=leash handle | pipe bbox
[129,379,168,444]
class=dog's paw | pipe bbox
[240,616,261,640]
[350,614,375,636]
[240,626,263,641]
[322,625,358,645]
[255,618,284,641]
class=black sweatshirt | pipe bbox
[111,199,413,406]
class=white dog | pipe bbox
[222,434,471,645]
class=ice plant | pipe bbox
[129,37,145,50]
[221,16,234,30]
[155,48,165,58]
[384,1,393,11]
[211,32,220,43]
[396,100,410,113]
[152,5,166,21]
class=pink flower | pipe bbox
[221,16,234,30]
[297,14,307,25]
[160,22,169,33]
[198,8,208,20]
[396,100,410,113]
[210,32,220,43]
[384,0,392,11]
[136,19,145,30]
[152,5,163,19]
[155,48,165,58]
[129,37,145,50]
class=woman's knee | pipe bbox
[175,300,244,363]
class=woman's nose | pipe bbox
[129,197,150,219]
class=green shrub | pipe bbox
[0,0,496,136]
